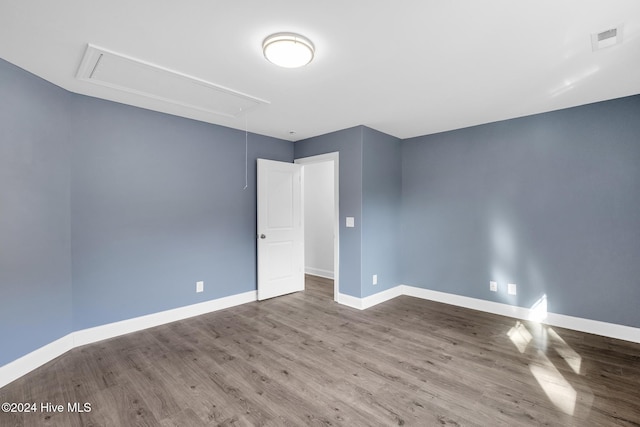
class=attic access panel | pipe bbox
[76,44,269,118]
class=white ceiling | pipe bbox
[1,0,639,141]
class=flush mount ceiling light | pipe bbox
[263,32,315,68]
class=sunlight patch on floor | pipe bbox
[529,353,577,415]
[507,321,533,354]
[506,314,591,417]
[548,327,582,374]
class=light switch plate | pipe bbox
[346,217,355,227]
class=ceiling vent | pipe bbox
[591,25,623,52]
[76,44,269,118]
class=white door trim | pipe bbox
[295,152,340,302]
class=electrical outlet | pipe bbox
[508,283,517,295]
[373,274,378,285]
[196,281,204,293]
[490,281,497,292]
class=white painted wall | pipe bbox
[304,161,334,278]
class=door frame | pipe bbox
[295,152,340,302]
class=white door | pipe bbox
[257,159,304,300]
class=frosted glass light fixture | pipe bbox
[263,33,315,68]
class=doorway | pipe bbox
[295,152,339,301]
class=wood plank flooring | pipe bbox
[1,275,640,426]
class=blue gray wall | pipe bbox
[402,95,640,328]
[0,57,292,365]
[3,51,640,370]
[70,96,292,329]
[294,127,363,297]
[361,127,401,297]
[0,59,73,366]
[294,126,402,298]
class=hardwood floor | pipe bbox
[1,275,639,426]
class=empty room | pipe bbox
[1,1,639,426]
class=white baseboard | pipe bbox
[337,286,403,310]
[543,312,640,343]
[336,292,363,309]
[5,285,638,390]
[0,290,257,389]
[73,290,257,347]
[401,285,532,319]
[0,334,75,390]
[399,285,640,343]
[336,284,640,344]
[305,267,334,279]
